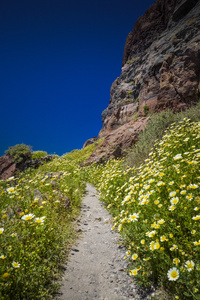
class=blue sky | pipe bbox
[0,0,154,156]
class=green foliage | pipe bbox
[127,57,140,64]
[31,151,48,160]
[133,113,139,121]
[143,104,149,115]
[2,103,200,299]
[0,144,96,299]
[127,58,136,64]
[126,102,200,168]
[5,144,32,165]
[62,138,104,166]
[88,119,200,299]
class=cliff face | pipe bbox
[100,0,200,136]
[83,0,200,165]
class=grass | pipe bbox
[87,117,200,299]
[126,101,200,168]
[0,144,95,299]
[1,103,200,299]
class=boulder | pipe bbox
[0,154,55,180]
[0,155,16,180]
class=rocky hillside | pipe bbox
[83,0,200,165]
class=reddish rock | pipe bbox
[101,0,200,137]
[0,155,16,180]
[82,0,200,165]
[0,154,55,180]
[81,117,150,166]
[122,0,177,66]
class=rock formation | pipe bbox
[20,155,55,172]
[83,137,98,149]
[82,0,200,165]
[0,155,55,180]
[0,155,16,180]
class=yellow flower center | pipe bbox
[13,263,19,267]
[155,243,160,249]
[172,199,178,204]
[133,270,137,275]
[25,216,32,220]
[171,271,178,278]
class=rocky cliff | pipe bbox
[83,0,200,165]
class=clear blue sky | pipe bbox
[0,0,154,156]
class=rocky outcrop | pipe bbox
[83,137,98,149]
[20,155,56,172]
[81,117,150,166]
[0,155,16,180]
[0,155,55,180]
[100,0,200,136]
[82,0,200,165]
[122,0,177,66]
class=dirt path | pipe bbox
[56,184,151,300]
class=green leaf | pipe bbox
[183,292,192,297]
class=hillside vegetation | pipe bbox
[0,105,200,299]
[87,105,200,300]
[0,143,96,299]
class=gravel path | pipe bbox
[56,184,154,300]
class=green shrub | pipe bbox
[31,151,48,160]
[126,102,200,168]
[143,104,149,115]
[5,144,32,165]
